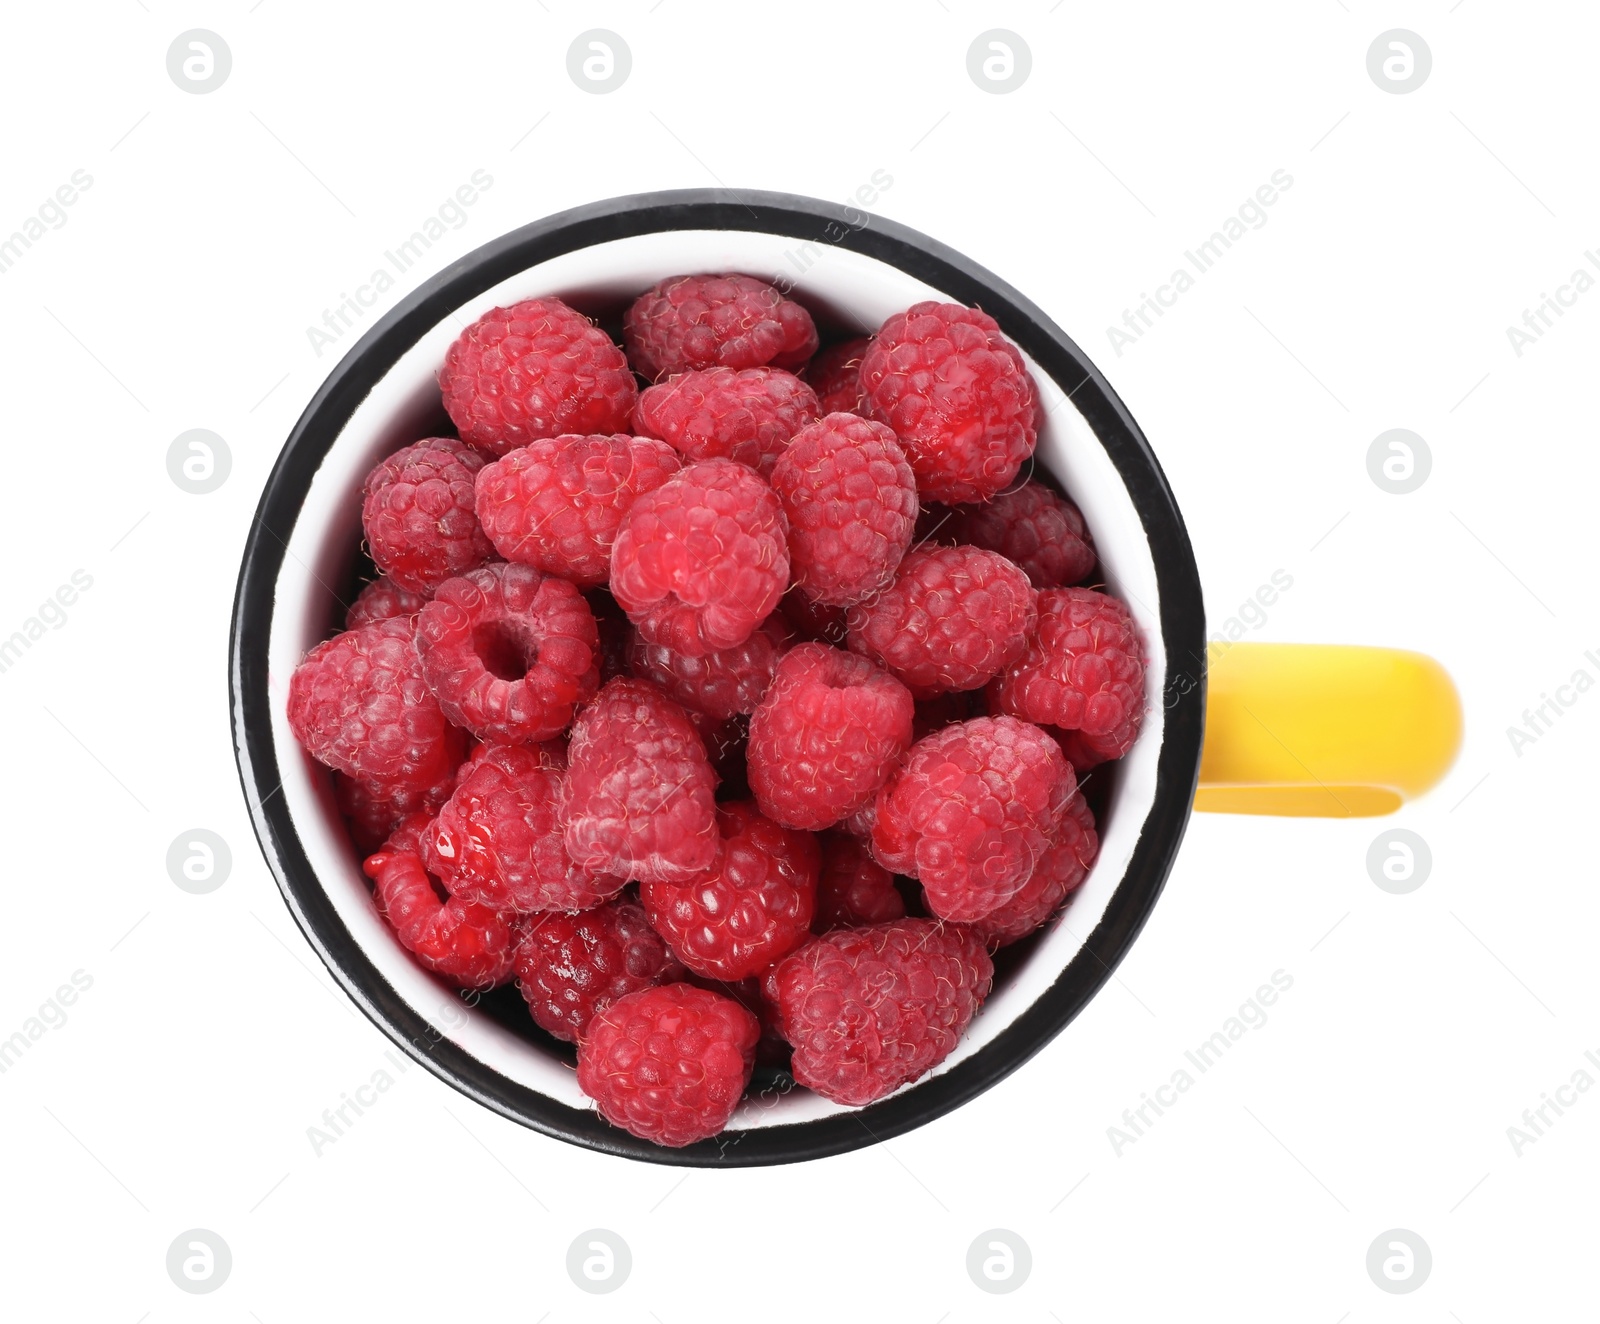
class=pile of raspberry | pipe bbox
[288,276,1146,1148]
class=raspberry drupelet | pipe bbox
[360,438,493,594]
[623,273,818,381]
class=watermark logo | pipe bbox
[1365,1228,1431,1293]
[166,1229,231,1293]
[1366,828,1431,894]
[566,1229,630,1293]
[1366,31,1431,95]
[167,31,231,95]
[1366,428,1430,494]
[567,31,631,94]
[166,829,231,895]
[967,31,1031,94]
[167,430,230,494]
[966,1229,1031,1293]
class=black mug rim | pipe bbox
[229,187,1207,1167]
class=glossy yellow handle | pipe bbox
[1195,643,1462,817]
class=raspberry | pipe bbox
[845,545,1036,698]
[609,458,790,658]
[634,367,820,475]
[803,337,871,415]
[345,576,430,631]
[577,983,759,1147]
[623,274,819,381]
[1053,726,1125,772]
[473,433,680,588]
[640,800,818,981]
[778,584,848,647]
[969,792,1099,948]
[439,298,638,455]
[414,562,599,744]
[871,715,1074,923]
[746,643,914,830]
[363,814,516,990]
[989,588,1146,760]
[947,482,1095,589]
[561,678,720,883]
[690,975,790,1067]
[860,302,1037,503]
[360,438,493,593]
[767,919,993,1106]
[813,831,905,931]
[288,617,464,788]
[513,899,685,1042]
[771,413,917,607]
[626,612,790,721]
[432,743,623,913]
[334,766,458,854]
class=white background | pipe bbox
[1,1,1595,1318]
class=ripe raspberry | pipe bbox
[1053,726,1126,772]
[771,413,917,607]
[946,482,1096,589]
[778,584,848,647]
[363,814,515,990]
[968,792,1099,948]
[610,458,790,658]
[439,298,638,455]
[623,274,818,381]
[561,678,720,884]
[860,302,1037,503]
[513,899,685,1043]
[768,919,993,1107]
[803,337,871,415]
[872,716,1074,923]
[989,588,1146,760]
[335,765,458,854]
[746,643,914,830]
[641,801,818,981]
[627,613,790,723]
[576,983,759,1147]
[813,831,905,931]
[288,617,464,788]
[634,367,820,475]
[414,563,599,744]
[360,438,493,593]
[473,433,680,588]
[689,975,790,1067]
[845,545,1036,698]
[345,576,430,631]
[432,743,623,913]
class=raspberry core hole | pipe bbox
[472,619,537,681]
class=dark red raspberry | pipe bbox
[626,613,790,721]
[845,545,1036,698]
[746,643,914,830]
[767,919,993,1107]
[989,588,1146,760]
[946,482,1096,589]
[345,576,430,631]
[576,983,759,1147]
[610,458,790,658]
[872,715,1074,923]
[803,337,871,415]
[561,678,720,884]
[640,801,818,981]
[363,814,515,990]
[360,438,493,593]
[778,584,848,646]
[288,617,464,788]
[473,433,680,588]
[623,274,819,381]
[860,302,1037,503]
[432,743,623,913]
[414,563,599,744]
[513,899,685,1042]
[771,413,917,607]
[334,765,459,855]
[813,830,905,931]
[969,792,1098,948]
[634,367,820,475]
[912,689,986,740]
[439,298,638,455]
[1053,726,1126,772]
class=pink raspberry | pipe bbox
[561,678,720,884]
[414,563,599,744]
[771,413,918,607]
[360,438,493,593]
[989,588,1146,760]
[623,273,819,381]
[968,791,1098,947]
[860,302,1038,503]
[641,800,818,981]
[767,919,993,1107]
[513,899,685,1043]
[946,482,1096,588]
[813,831,905,931]
[288,617,464,789]
[609,458,790,658]
[576,983,759,1147]
[872,715,1074,923]
[473,433,681,588]
[346,576,430,631]
[746,643,914,830]
[634,367,820,475]
[845,545,1036,698]
[626,613,790,721]
[439,298,638,455]
[803,337,871,415]
[334,765,459,855]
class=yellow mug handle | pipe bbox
[1195,643,1462,817]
